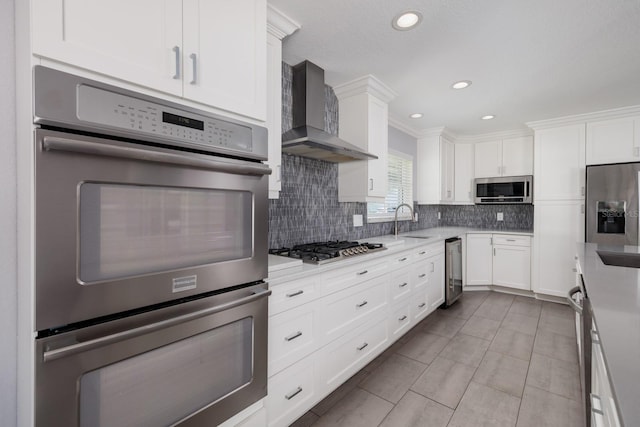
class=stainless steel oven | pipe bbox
[33,66,271,426]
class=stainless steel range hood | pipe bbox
[282,61,377,162]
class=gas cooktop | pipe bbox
[269,241,386,265]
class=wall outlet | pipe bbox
[414,212,418,221]
[353,214,363,227]
[437,212,441,220]
[497,212,504,221]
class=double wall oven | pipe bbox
[33,67,271,426]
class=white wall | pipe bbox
[0,0,17,425]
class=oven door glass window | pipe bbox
[79,183,253,283]
[79,317,253,427]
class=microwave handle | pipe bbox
[42,287,272,363]
[526,181,530,198]
[42,136,272,177]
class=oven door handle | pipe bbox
[42,136,272,176]
[42,287,272,363]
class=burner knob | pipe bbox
[347,249,354,255]
[362,246,369,252]
[342,249,350,256]
[356,246,364,253]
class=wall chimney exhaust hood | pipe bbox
[281,61,377,162]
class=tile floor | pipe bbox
[290,291,585,427]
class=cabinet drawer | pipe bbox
[411,291,429,323]
[388,300,412,341]
[269,304,318,377]
[412,263,430,290]
[267,355,318,427]
[388,251,414,271]
[389,268,412,302]
[321,275,388,344]
[414,243,444,261]
[493,234,531,247]
[269,278,320,316]
[320,315,388,392]
[322,260,388,296]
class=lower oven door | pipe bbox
[35,283,270,427]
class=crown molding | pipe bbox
[417,126,447,139]
[267,5,301,40]
[388,115,422,138]
[526,104,640,131]
[332,75,398,103]
[453,127,533,143]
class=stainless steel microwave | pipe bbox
[474,175,533,204]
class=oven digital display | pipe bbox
[162,112,204,130]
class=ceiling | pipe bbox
[269,0,640,135]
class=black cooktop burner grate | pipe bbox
[269,241,385,264]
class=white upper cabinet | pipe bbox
[474,136,533,178]
[335,76,397,202]
[534,124,586,201]
[32,0,267,121]
[454,143,474,204]
[416,131,455,204]
[441,137,455,203]
[586,116,640,165]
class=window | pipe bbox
[367,150,414,222]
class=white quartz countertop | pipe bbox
[267,227,533,283]
[577,242,640,426]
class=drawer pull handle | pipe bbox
[286,290,304,298]
[399,257,407,262]
[399,282,408,288]
[285,387,303,400]
[430,262,435,273]
[418,302,426,308]
[418,273,426,278]
[357,342,369,351]
[418,251,426,255]
[356,300,368,308]
[285,331,302,342]
[357,270,369,275]
[506,239,516,242]
[398,315,407,321]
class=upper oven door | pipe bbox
[35,128,270,331]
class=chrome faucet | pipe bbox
[394,203,417,238]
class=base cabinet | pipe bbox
[266,356,319,427]
[591,321,621,427]
[466,234,493,286]
[466,233,531,290]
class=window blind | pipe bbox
[367,152,414,221]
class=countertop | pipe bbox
[268,227,533,283]
[577,243,640,426]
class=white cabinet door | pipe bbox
[493,245,531,290]
[367,97,390,199]
[427,253,445,311]
[183,0,266,121]
[474,140,502,178]
[32,0,183,96]
[466,234,493,286]
[586,117,639,165]
[502,136,533,176]
[416,135,441,204]
[532,201,585,297]
[534,125,586,201]
[454,143,474,204]
[266,33,282,198]
[441,138,455,202]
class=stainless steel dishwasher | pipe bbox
[444,237,463,307]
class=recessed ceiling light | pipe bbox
[392,11,423,31]
[451,80,472,89]
[410,113,423,119]
[481,115,496,120]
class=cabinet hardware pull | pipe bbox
[277,165,282,182]
[357,342,368,351]
[493,248,496,256]
[430,262,435,273]
[357,270,368,275]
[581,186,585,196]
[590,393,604,415]
[398,315,407,321]
[419,273,426,278]
[356,301,368,308]
[418,302,426,308]
[506,239,516,242]
[418,251,426,255]
[172,46,180,79]
[285,387,303,400]
[369,178,374,191]
[399,282,408,288]
[189,53,197,85]
[286,290,304,298]
[399,257,407,262]
[591,329,600,345]
[285,331,302,342]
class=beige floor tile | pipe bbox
[489,328,535,361]
[439,333,490,367]
[420,311,467,338]
[397,331,450,365]
[538,310,576,338]
[448,382,520,427]
[473,351,529,397]
[311,388,394,427]
[358,353,427,404]
[311,369,370,416]
[526,353,581,401]
[501,311,539,336]
[516,385,584,427]
[533,329,578,364]
[508,296,542,318]
[379,390,453,427]
[289,411,319,427]
[459,315,501,340]
[410,356,476,409]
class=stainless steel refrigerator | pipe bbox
[586,162,640,245]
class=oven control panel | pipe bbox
[76,85,254,154]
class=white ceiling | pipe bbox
[269,0,640,135]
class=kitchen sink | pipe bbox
[404,235,433,239]
[597,250,640,268]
